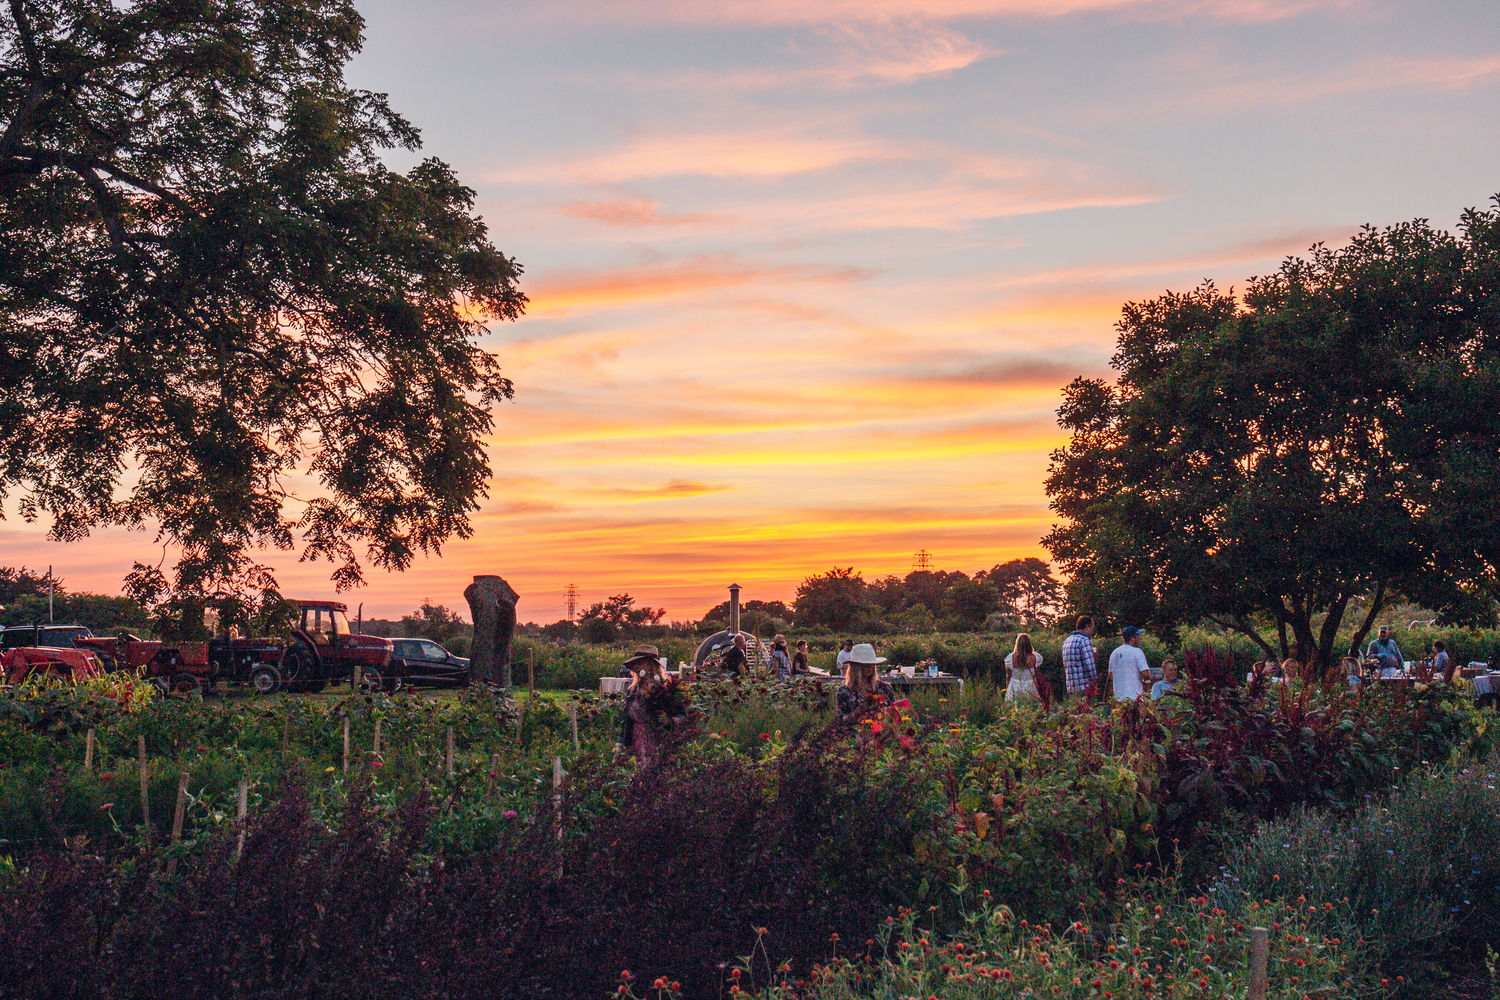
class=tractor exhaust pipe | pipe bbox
[729,583,741,634]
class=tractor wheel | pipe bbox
[356,670,382,695]
[249,665,281,696]
[280,646,311,685]
[171,673,202,696]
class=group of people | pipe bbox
[614,618,1462,761]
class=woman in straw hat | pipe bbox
[837,643,895,719]
[615,644,686,763]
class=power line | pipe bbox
[912,549,933,572]
[563,583,579,621]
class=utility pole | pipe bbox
[564,583,579,622]
[912,550,933,573]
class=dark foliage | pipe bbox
[0,728,944,999]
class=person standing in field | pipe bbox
[1061,616,1098,696]
[1432,640,1453,682]
[722,634,749,677]
[1366,626,1404,677]
[1004,633,1042,702]
[770,634,791,681]
[1109,626,1150,701]
[835,639,855,675]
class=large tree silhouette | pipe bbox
[1045,203,1500,666]
[0,0,525,601]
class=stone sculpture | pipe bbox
[463,575,519,687]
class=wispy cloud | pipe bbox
[525,255,874,316]
[589,479,734,500]
[1149,52,1500,113]
[558,195,724,228]
[561,0,1352,28]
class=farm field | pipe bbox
[3,650,1499,999]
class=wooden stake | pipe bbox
[568,702,579,752]
[353,664,362,692]
[487,752,499,796]
[1248,926,1269,1000]
[137,735,150,839]
[234,778,248,862]
[373,718,382,756]
[528,647,535,697]
[84,728,94,775]
[517,701,524,746]
[282,705,290,753]
[167,771,188,875]
[553,755,564,844]
[445,726,455,779]
[343,717,351,773]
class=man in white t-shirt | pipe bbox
[1109,626,1151,701]
[834,639,855,675]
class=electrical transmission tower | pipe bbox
[912,549,933,572]
[564,583,579,621]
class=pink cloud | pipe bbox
[558,195,723,227]
[554,0,1352,28]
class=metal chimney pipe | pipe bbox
[728,583,741,634]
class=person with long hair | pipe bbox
[837,643,895,719]
[615,644,687,763]
[770,634,791,682]
[1004,633,1042,702]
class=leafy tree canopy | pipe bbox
[580,594,666,629]
[1044,202,1500,666]
[793,567,871,631]
[981,558,1063,627]
[0,0,526,603]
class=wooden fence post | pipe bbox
[516,702,524,746]
[282,705,290,753]
[568,702,579,752]
[487,752,499,796]
[137,735,150,840]
[167,771,189,875]
[373,718,382,756]
[343,717,351,774]
[445,726,455,779]
[234,778,248,862]
[1248,926,1269,1000]
[528,648,535,697]
[553,755,563,844]
[84,728,94,775]
[353,664,362,692]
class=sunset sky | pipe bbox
[4,0,1499,622]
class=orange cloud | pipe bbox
[559,196,723,228]
[525,255,874,316]
[589,480,734,501]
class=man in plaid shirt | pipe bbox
[1061,615,1098,695]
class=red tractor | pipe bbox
[1,645,105,685]
[288,600,393,691]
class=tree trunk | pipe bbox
[1315,595,1352,672]
[464,575,519,687]
[1346,580,1389,663]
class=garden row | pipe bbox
[0,668,1495,997]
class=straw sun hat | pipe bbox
[846,643,886,665]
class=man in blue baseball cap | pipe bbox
[1109,625,1151,701]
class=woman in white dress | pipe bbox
[1005,633,1042,702]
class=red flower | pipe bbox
[894,699,911,708]
[869,721,883,733]
[759,733,771,740]
[898,735,915,749]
